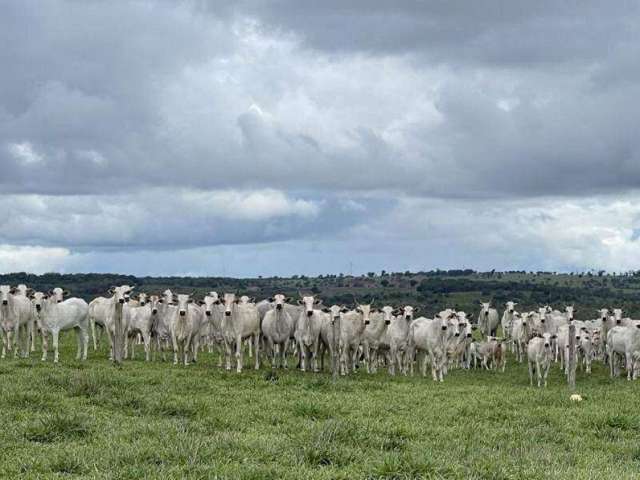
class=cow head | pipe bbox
[240,295,255,305]
[137,292,148,306]
[400,305,415,321]
[207,291,221,305]
[298,295,320,317]
[597,308,609,321]
[176,294,192,317]
[612,308,623,325]
[505,301,517,313]
[0,285,12,306]
[542,332,556,349]
[270,294,288,311]
[109,285,135,304]
[327,305,346,324]
[148,295,160,315]
[355,303,373,325]
[479,302,491,317]
[30,291,48,312]
[49,287,69,303]
[223,293,238,317]
[537,307,547,324]
[380,306,395,325]
[564,305,575,321]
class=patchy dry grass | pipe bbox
[0,339,638,479]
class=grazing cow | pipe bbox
[607,324,640,380]
[527,333,556,387]
[221,293,261,372]
[361,305,392,373]
[511,313,532,363]
[501,301,518,340]
[408,316,449,382]
[294,295,324,373]
[167,293,203,366]
[0,285,33,358]
[261,294,295,369]
[30,292,89,363]
[477,302,500,336]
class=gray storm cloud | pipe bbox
[1,1,639,275]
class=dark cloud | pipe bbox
[1,1,639,275]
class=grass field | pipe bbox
[0,341,639,479]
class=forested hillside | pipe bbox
[3,270,640,319]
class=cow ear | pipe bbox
[413,307,420,314]
[63,290,70,296]
[341,308,349,314]
[198,300,204,306]
[108,287,116,295]
[268,297,274,303]
[297,299,303,305]
[551,334,557,339]
[158,299,164,303]
[314,298,321,305]
[322,307,330,313]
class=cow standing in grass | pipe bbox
[294,295,324,373]
[30,291,89,363]
[0,285,33,359]
[527,333,556,387]
[261,294,295,369]
[221,293,261,372]
[477,302,499,336]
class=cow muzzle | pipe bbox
[35,304,41,311]
[225,311,231,317]
[276,304,283,310]
[152,309,158,314]
[385,320,391,325]
[1,300,7,306]
[206,311,212,316]
[118,299,125,304]
[405,315,411,320]
[441,326,447,331]
[466,333,472,338]
[306,310,313,317]
[179,311,186,317]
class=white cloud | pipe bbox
[0,245,70,274]
[7,142,44,165]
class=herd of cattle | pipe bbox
[1,284,640,387]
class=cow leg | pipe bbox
[247,338,253,358]
[91,318,98,351]
[143,332,151,362]
[299,340,307,372]
[171,333,179,365]
[528,361,533,386]
[626,353,633,381]
[224,340,232,371]
[235,336,243,373]
[30,319,36,352]
[41,330,48,361]
[184,337,192,366]
[75,328,82,360]
[254,334,260,370]
[52,330,60,363]
[269,339,277,368]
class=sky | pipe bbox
[1,1,640,277]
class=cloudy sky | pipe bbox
[1,1,640,277]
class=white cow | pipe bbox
[407,316,449,382]
[511,313,532,363]
[127,295,157,361]
[261,294,295,369]
[383,305,415,376]
[501,301,518,341]
[168,293,203,366]
[607,324,640,380]
[151,290,176,361]
[361,305,392,373]
[338,303,370,375]
[30,292,89,363]
[294,295,325,373]
[200,292,224,365]
[0,285,32,358]
[527,333,556,387]
[477,302,500,336]
[221,292,261,372]
[89,285,135,360]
